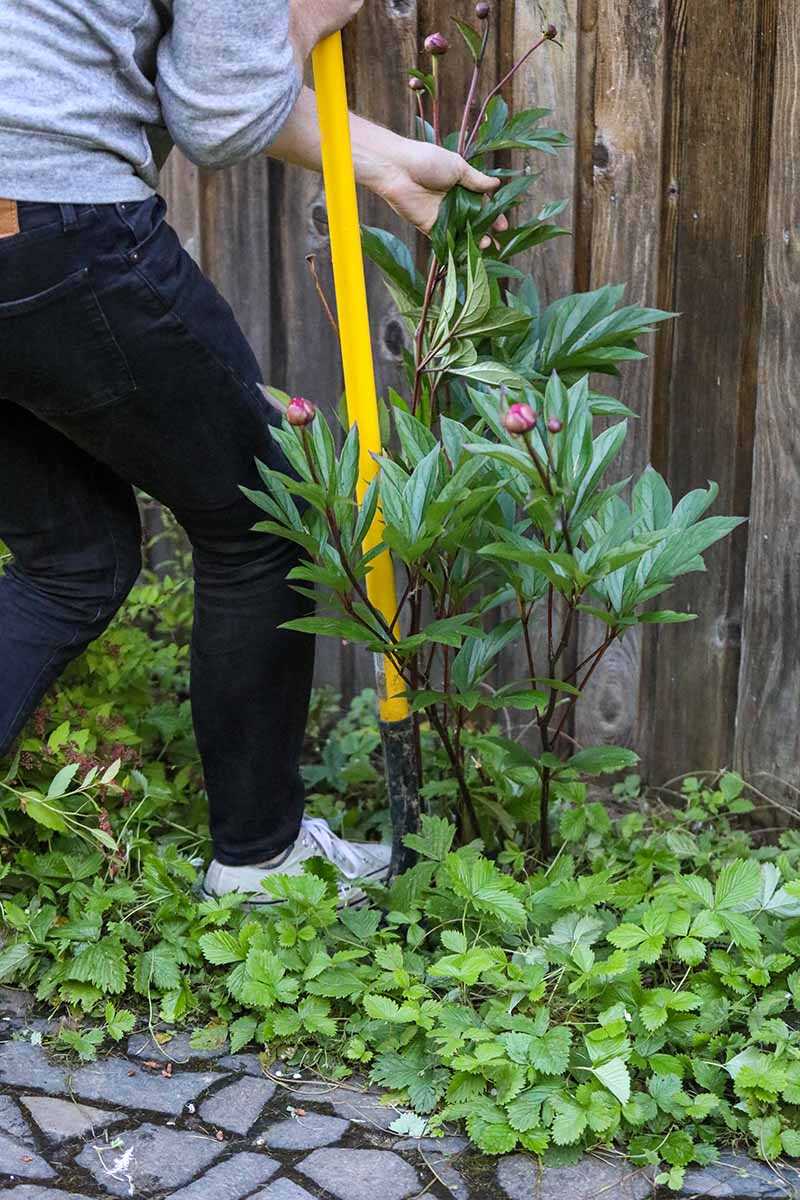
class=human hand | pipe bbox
[377,139,509,245]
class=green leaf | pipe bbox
[362,226,425,304]
[529,1027,571,1075]
[199,932,246,966]
[363,994,414,1023]
[551,1098,587,1144]
[229,1015,258,1054]
[593,1057,631,1104]
[20,794,68,833]
[452,17,483,61]
[66,939,127,995]
[638,610,697,624]
[47,762,81,799]
[104,1003,135,1042]
[0,943,34,982]
[565,747,639,776]
[781,1129,800,1158]
[403,814,456,862]
[714,859,762,910]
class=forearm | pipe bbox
[266,85,407,198]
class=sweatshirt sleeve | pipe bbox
[156,0,302,170]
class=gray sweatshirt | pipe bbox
[0,0,302,203]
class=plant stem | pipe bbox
[432,58,442,145]
[415,92,426,136]
[412,262,442,415]
[553,633,616,743]
[457,25,491,156]
[539,764,552,860]
[518,594,536,683]
[466,36,549,153]
[427,705,480,839]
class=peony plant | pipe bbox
[248,9,744,859]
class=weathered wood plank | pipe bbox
[734,0,799,811]
[512,0,579,303]
[574,0,666,754]
[160,151,203,261]
[638,0,776,781]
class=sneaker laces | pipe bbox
[298,816,364,876]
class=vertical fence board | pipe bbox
[198,159,274,373]
[637,0,774,782]
[512,0,579,302]
[734,0,799,810]
[574,0,666,753]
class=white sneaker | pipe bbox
[201,816,392,908]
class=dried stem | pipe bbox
[305,254,338,337]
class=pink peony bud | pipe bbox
[408,75,426,91]
[475,2,490,17]
[503,402,537,435]
[544,22,558,39]
[286,396,316,428]
[547,417,563,433]
[424,32,450,55]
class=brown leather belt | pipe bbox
[0,198,20,238]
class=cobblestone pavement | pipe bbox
[1,990,798,1200]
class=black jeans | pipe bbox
[0,195,315,865]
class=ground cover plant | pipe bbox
[2,7,799,1190]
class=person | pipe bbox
[0,0,505,904]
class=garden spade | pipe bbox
[311,32,420,874]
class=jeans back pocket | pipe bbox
[0,267,136,416]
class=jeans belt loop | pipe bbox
[59,203,79,233]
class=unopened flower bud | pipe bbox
[286,396,316,428]
[547,417,563,434]
[408,75,425,91]
[475,2,490,18]
[544,22,558,39]
[424,32,449,55]
[503,402,537,435]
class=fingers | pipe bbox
[458,160,501,195]
[478,207,509,250]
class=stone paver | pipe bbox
[128,1031,229,1064]
[0,1132,55,1182]
[253,1182,317,1200]
[20,1096,120,1144]
[0,1042,67,1094]
[676,1155,799,1199]
[0,1189,103,1200]
[398,1136,468,1156]
[264,1113,349,1151]
[498,1154,655,1200]
[198,1076,277,1134]
[414,1143,470,1200]
[76,1122,225,1197]
[0,1097,33,1142]
[71,1056,222,1115]
[164,1151,278,1199]
[217,1054,268,1076]
[328,1088,405,1131]
[299,1149,421,1200]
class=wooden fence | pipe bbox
[158,0,799,799]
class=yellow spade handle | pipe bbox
[311,33,408,724]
